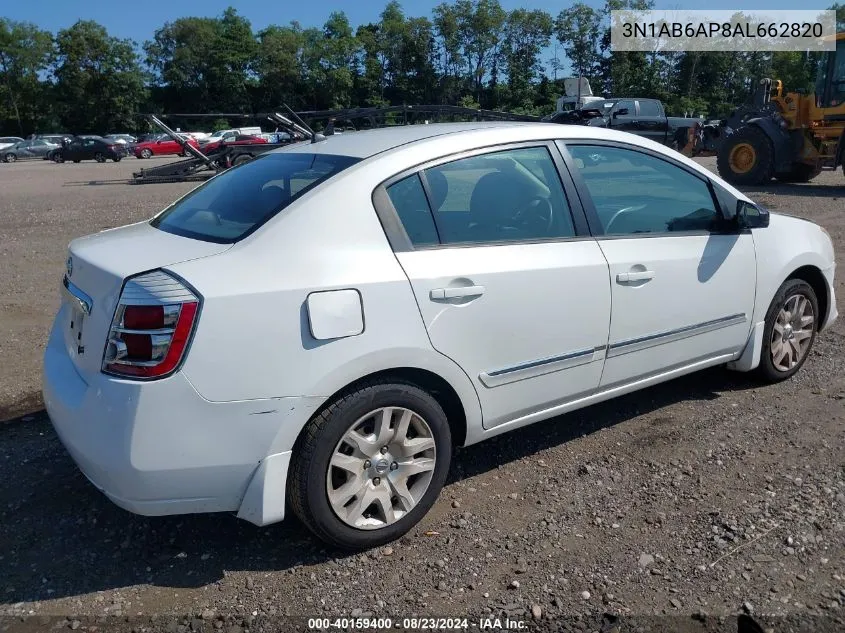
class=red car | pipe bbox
[134,135,199,159]
[201,134,268,155]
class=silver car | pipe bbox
[3,139,59,163]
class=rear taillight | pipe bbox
[102,270,200,379]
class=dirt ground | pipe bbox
[0,156,843,632]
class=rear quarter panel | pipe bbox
[165,152,486,430]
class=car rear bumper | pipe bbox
[42,314,322,522]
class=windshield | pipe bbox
[817,38,845,107]
[151,152,361,243]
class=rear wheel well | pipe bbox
[308,368,468,447]
[787,265,828,325]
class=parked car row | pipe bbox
[2,127,280,164]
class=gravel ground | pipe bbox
[0,157,843,632]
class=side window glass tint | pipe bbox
[613,100,635,115]
[422,146,576,245]
[567,145,720,235]
[386,174,439,247]
[637,100,661,116]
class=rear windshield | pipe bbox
[151,152,360,243]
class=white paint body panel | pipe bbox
[395,242,610,428]
[598,233,756,387]
[43,122,837,526]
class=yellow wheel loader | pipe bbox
[686,32,845,185]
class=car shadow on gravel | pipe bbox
[0,367,760,605]
[740,182,844,201]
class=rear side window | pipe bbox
[423,146,576,245]
[386,175,440,246]
[151,152,360,243]
[385,146,576,247]
[637,100,661,116]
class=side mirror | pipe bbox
[613,108,629,117]
[736,200,769,229]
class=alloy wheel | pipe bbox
[327,406,436,530]
[770,293,814,372]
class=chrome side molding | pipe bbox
[62,275,93,316]
[607,313,747,358]
[480,346,604,388]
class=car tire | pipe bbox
[756,278,819,383]
[775,163,820,183]
[4,153,16,163]
[113,156,121,162]
[716,125,774,186]
[52,152,64,163]
[140,149,152,159]
[288,380,452,550]
[232,154,253,166]
[72,159,81,163]
[94,152,106,163]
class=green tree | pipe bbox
[454,0,507,100]
[0,19,53,134]
[256,22,305,110]
[432,2,464,102]
[145,16,222,112]
[54,20,146,133]
[145,7,256,114]
[555,3,601,82]
[318,12,360,109]
[502,9,553,108]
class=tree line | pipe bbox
[1,0,843,136]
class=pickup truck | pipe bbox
[548,98,698,151]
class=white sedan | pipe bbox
[44,122,837,549]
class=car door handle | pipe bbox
[430,285,485,300]
[616,270,655,283]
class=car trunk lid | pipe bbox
[61,221,231,378]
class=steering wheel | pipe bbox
[604,203,646,234]
[511,197,554,234]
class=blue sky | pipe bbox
[4,0,805,43]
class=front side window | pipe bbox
[567,145,721,235]
[613,100,635,116]
[637,100,661,116]
[152,152,360,243]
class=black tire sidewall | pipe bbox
[94,153,106,163]
[141,149,152,159]
[4,153,15,163]
[717,126,773,186]
[758,279,818,382]
[293,383,452,550]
